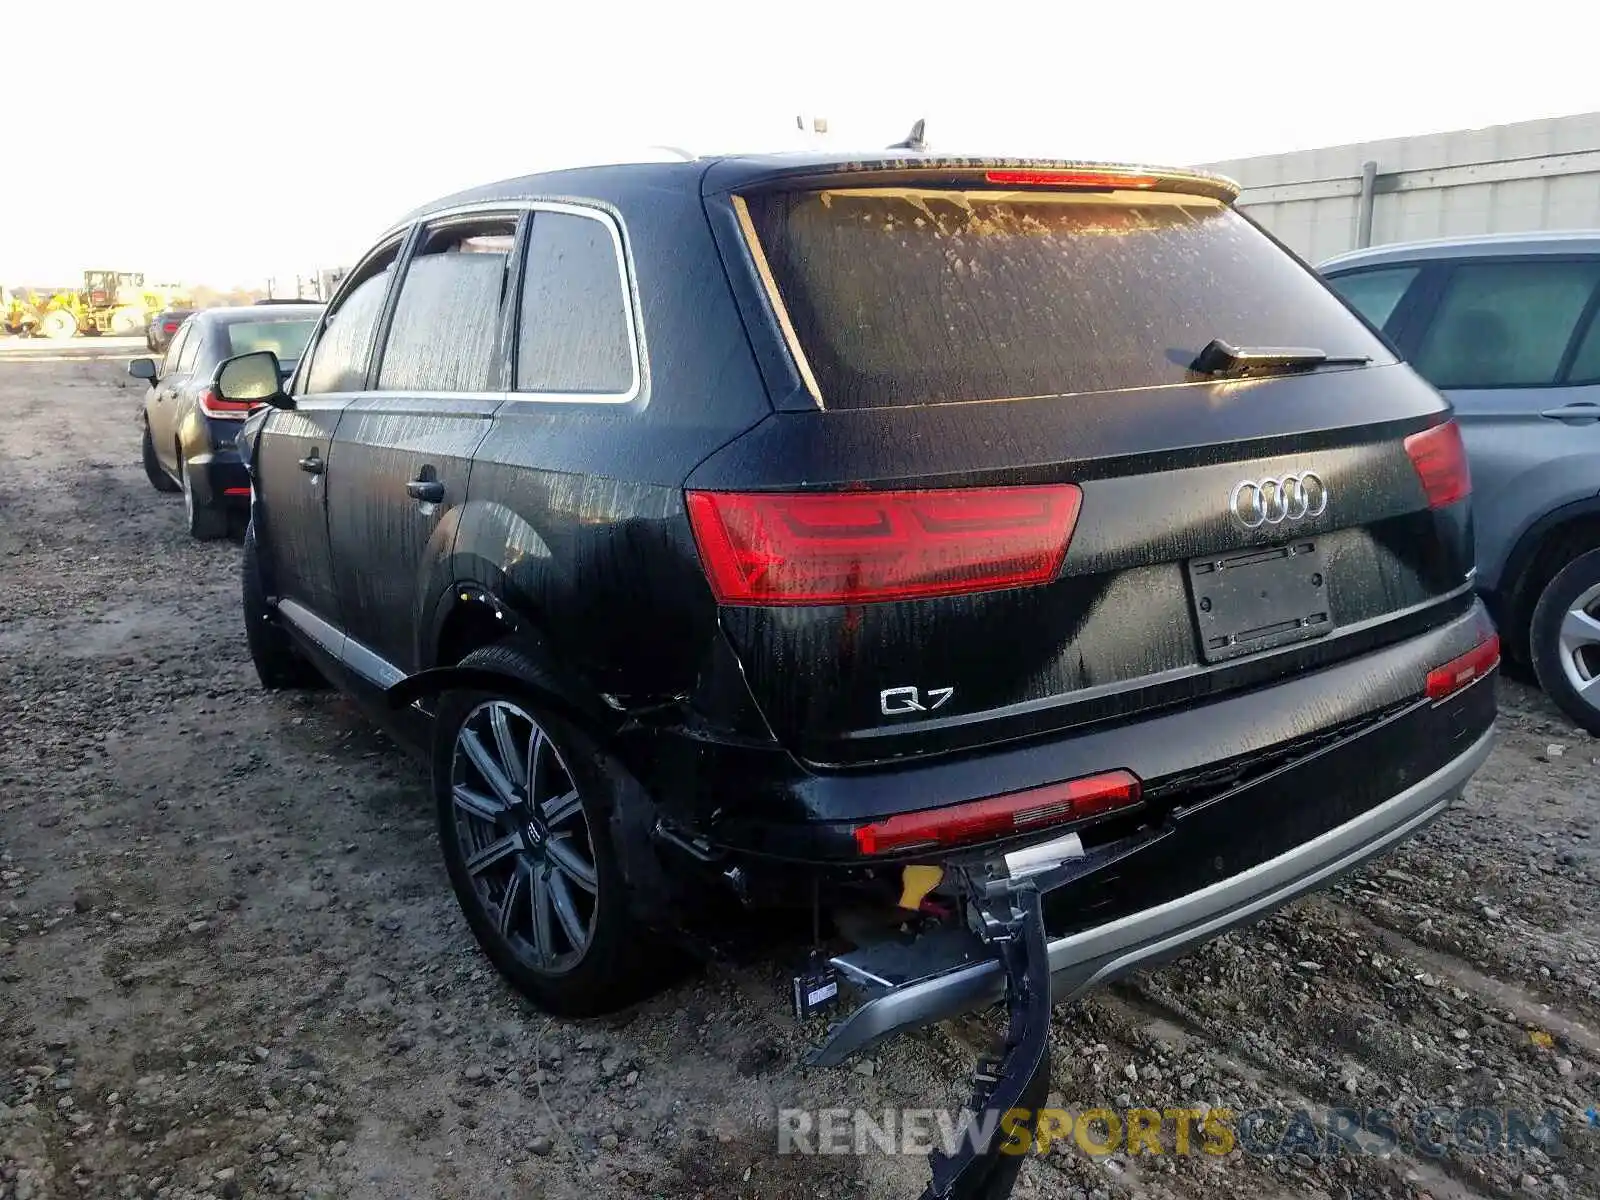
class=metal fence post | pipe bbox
[1357,160,1378,248]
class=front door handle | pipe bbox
[1541,403,1600,423]
[298,452,326,475]
[407,477,445,503]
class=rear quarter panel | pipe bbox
[442,177,773,703]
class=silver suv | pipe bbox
[1324,232,1600,734]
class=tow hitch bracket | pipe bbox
[922,876,1052,1200]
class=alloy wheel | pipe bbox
[449,700,598,973]
[1557,581,1600,715]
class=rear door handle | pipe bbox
[406,478,445,503]
[298,452,326,475]
[1541,403,1600,423]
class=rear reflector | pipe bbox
[1404,421,1471,509]
[853,769,1142,856]
[222,486,251,497]
[1425,633,1499,700]
[199,387,256,418]
[686,484,1082,606]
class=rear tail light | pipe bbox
[853,769,1142,856]
[163,321,179,333]
[984,169,1158,189]
[1425,633,1499,700]
[198,387,256,418]
[1404,421,1471,509]
[686,484,1083,606]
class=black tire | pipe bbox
[142,423,179,493]
[434,645,660,1016]
[180,453,228,540]
[1530,548,1600,736]
[242,524,325,690]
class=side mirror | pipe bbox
[217,350,293,410]
[128,358,158,382]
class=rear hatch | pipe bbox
[689,159,1475,768]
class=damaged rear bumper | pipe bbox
[811,720,1494,1067]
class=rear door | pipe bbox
[148,320,199,472]
[323,213,515,678]
[693,169,1471,766]
[169,322,222,456]
[1394,257,1600,591]
[256,237,404,645]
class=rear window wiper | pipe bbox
[1191,338,1372,378]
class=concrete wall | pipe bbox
[1200,112,1600,264]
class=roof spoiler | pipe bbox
[703,157,1241,204]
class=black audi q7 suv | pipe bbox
[219,154,1496,1186]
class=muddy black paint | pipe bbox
[246,155,1492,875]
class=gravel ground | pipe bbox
[1,339,1597,1200]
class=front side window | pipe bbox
[303,240,403,395]
[515,210,634,395]
[1327,266,1419,331]
[1412,261,1600,388]
[377,217,515,392]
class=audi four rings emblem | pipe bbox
[1229,472,1329,529]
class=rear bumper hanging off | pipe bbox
[921,884,1052,1200]
[811,723,1494,1069]
[814,721,1494,1199]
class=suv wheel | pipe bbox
[142,423,179,493]
[242,524,325,690]
[1531,548,1600,736]
[434,646,655,1016]
[180,454,228,540]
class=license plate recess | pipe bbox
[1187,540,1331,663]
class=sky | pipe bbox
[4,0,1599,287]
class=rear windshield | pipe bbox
[227,318,316,363]
[742,188,1392,409]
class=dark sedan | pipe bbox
[146,308,196,353]
[130,304,322,538]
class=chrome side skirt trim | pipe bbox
[276,597,342,657]
[274,599,405,690]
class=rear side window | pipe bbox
[304,240,402,394]
[515,210,634,395]
[1411,261,1600,388]
[161,323,190,375]
[740,188,1391,410]
[378,217,515,392]
[176,325,202,373]
[228,319,317,362]
[1327,267,1419,330]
